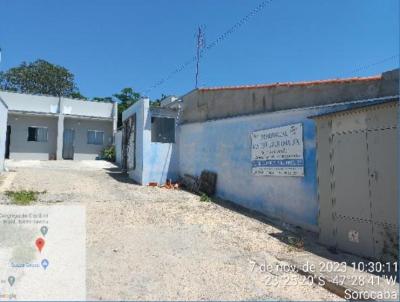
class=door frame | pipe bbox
[62,128,75,160]
[5,125,11,159]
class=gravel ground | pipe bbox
[0,160,342,301]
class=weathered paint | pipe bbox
[0,98,8,171]
[125,99,179,185]
[181,69,399,124]
[178,100,382,231]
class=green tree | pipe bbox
[92,97,113,103]
[0,59,79,97]
[113,87,141,127]
[69,91,87,100]
[150,93,167,107]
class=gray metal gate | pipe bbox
[331,131,374,258]
[331,127,398,260]
[314,100,398,261]
[63,129,75,160]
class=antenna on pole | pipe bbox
[195,25,206,88]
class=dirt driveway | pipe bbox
[0,160,341,301]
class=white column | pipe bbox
[56,114,64,160]
[112,101,118,142]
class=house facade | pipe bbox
[0,91,117,161]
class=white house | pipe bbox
[0,90,117,160]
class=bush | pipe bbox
[102,145,116,162]
[5,190,42,205]
[200,193,211,202]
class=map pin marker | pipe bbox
[35,237,45,253]
[40,226,48,237]
[41,259,49,270]
[8,276,15,287]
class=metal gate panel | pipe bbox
[332,132,371,219]
[372,224,398,262]
[367,128,398,226]
[335,218,374,258]
[332,131,374,257]
[366,104,398,129]
[331,111,367,133]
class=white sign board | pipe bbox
[251,123,304,176]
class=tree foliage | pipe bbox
[0,59,83,97]
[92,96,113,103]
[113,87,141,127]
[69,91,87,100]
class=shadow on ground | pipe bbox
[104,167,139,185]
[101,167,398,280]
[209,197,398,279]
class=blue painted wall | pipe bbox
[124,99,179,185]
[142,102,179,185]
[178,101,370,231]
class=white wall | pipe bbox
[64,118,113,160]
[0,91,59,113]
[62,98,114,118]
[0,98,8,171]
[8,114,58,160]
[115,130,122,166]
[0,91,115,120]
[123,99,179,185]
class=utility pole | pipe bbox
[195,26,205,88]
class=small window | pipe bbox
[28,127,48,142]
[151,117,175,143]
[87,130,104,145]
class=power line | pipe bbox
[143,0,273,95]
[340,54,399,77]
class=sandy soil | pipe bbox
[0,160,342,301]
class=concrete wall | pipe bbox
[181,69,399,124]
[115,130,122,166]
[123,99,179,185]
[64,118,113,160]
[0,98,8,171]
[124,100,145,183]
[62,98,114,118]
[142,106,179,185]
[0,91,115,119]
[7,114,58,160]
[0,91,59,113]
[178,99,391,231]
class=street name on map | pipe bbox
[251,123,304,177]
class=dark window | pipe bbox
[27,127,48,142]
[87,130,104,145]
[151,117,175,143]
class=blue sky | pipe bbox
[0,0,398,99]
